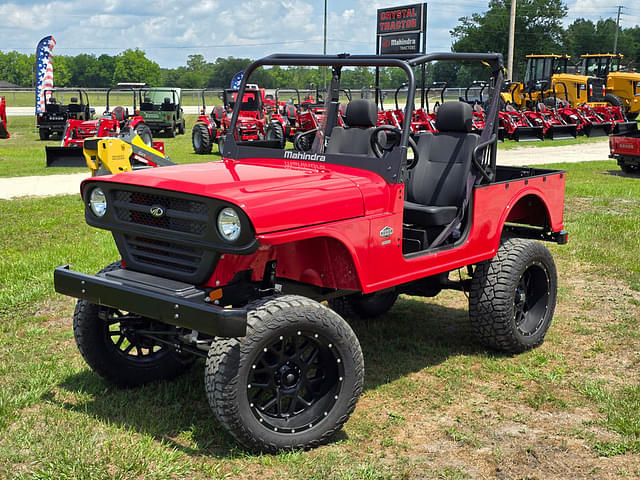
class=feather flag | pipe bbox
[35,36,56,115]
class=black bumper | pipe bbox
[54,265,247,337]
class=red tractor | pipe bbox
[54,51,566,453]
[192,85,268,155]
[0,96,9,139]
[46,86,153,167]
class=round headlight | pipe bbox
[89,187,107,217]
[217,207,241,242]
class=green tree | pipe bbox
[112,49,161,85]
[451,0,568,83]
[0,51,34,87]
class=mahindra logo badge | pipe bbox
[150,205,165,217]
[380,226,393,238]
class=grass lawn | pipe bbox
[0,115,220,178]
[0,159,639,478]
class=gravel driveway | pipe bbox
[0,140,610,200]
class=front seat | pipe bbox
[404,101,479,228]
[325,99,377,156]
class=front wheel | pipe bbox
[205,295,364,452]
[192,123,213,154]
[134,123,153,146]
[73,262,194,386]
[469,238,557,353]
[39,128,51,140]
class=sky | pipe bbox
[1,0,638,69]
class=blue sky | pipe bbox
[1,0,637,68]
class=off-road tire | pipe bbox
[266,121,285,149]
[39,128,50,140]
[192,123,212,154]
[134,123,153,146]
[469,238,557,353]
[205,295,364,452]
[73,262,194,386]
[620,162,639,174]
[166,125,176,138]
[543,97,559,109]
[294,132,312,151]
[218,136,226,156]
[604,93,623,108]
[178,120,185,135]
[329,290,398,320]
[625,111,638,120]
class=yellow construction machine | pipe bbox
[502,54,610,109]
[578,54,640,120]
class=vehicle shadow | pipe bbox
[603,169,640,177]
[55,295,493,458]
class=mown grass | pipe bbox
[0,115,220,178]
[0,160,639,478]
[0,112,619,179]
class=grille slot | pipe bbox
[125,235,202,274]
[114,190,208,235]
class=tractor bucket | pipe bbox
[45,146,87,167]
[546,124,578,140]
[612,121,638,136]
[512,126,544,142]
[583,122,612,138]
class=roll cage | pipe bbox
[222,52,504,184]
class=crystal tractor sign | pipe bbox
[375,3,428,105]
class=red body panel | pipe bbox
[610,132,640,158]
[0,96,9,139]
[91,158,566,294]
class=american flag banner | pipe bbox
[35,35,56,115]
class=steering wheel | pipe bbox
[370,125,419,169]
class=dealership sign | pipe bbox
[380,32,421,54]
[376,3,424,35]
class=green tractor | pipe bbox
[137,87,185,137]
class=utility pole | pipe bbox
[507,0,517,81]
[323,0,328,91]
[613,5,622,54]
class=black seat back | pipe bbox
[325,99,377,155]
[407,101,478,207]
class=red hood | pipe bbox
[85,159,369,234]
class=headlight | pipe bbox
[89,187,107,217]
[217,207,241,242]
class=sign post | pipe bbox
[375,3,427,107]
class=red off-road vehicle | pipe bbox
[54,52,567,452]
[610,127,640,173]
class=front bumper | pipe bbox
[54,265,247,337]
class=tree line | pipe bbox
[1,2,639,90]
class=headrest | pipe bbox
[49,98,57,104]
[436,101,473,132]
[163,97,171,103]
[144,97,151,103]
[345,99,377,128]
[70,97,78,103]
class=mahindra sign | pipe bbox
[380,32,420,54]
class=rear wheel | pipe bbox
[134,123,153,146]
[178,120,185,135]
[620,162,639,174]
[166,125,176,138]
[469,238,557,353]
[192,123,212,154]
[39,128,50,140]
[73,262,194,386]
[218,136,226,156]
[266,121,285,148]
[205,295,364,452]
